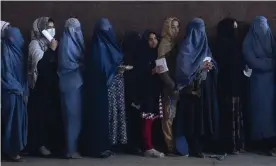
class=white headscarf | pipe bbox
[28,17,51,89]
[1,20,10,38]
[31,17,50,51]
[158,17,180,58]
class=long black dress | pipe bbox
[121,31,143,152]
[27,48,63,155]
[214,18,246,153]
[176,69,219,155]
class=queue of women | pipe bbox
[1,15,276,162]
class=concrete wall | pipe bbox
[2,1,276,41]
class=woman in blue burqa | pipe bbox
[174,18,220,158]
[58,18,84,159]
[1,27,28,162]
[242,16,276,156]
[83,18,127,158]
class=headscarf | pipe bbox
[58,18,84,74]
[121,31,141,65]
[58,18,85,91]
[90,18,123,86]
[137,30,159,71]
[135,30,162,107]
[28,17,52,89]
[176,18,212,86]
[1,20,11,38]
[121,31,141,56]
[216,18,241,62]
[1,27,27,96]
[215,18,244,95]
[158,17,180,58]
[217,18,238,40]
[31,17,51,52]
[243,16,275,60]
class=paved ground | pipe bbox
[1,153,276,166]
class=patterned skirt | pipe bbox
[108,73,127,145]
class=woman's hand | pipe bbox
[203,61,213,71]
[118,66,125,74]
[49,39,58,51]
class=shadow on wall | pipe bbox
[2,1,276,44]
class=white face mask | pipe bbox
[47,28,55,37]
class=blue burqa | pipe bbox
[58,18,85,155]
[83,18,123,156]
[242,16,276,141]
[1,27,28,156]
[176,18,217,87]
[174,18,220,153]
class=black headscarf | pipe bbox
[215,18,243,96]
[134,30,162,103]
[121,31,141,65]
[136,30,160,72]
[217,18,238,40]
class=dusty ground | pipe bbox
[1,153,276,166]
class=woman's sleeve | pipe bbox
[28,41,44,74]
[157,52,176,94]
[28,40,44,88]
[243,49,273,72]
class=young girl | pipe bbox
[133,30,164,157]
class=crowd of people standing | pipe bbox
[1,15,276,162]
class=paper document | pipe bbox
[243,68,252,77]
[203,57,212,62]
[243,65,252,77]
[42,30,53,42]
[155,58,169,73]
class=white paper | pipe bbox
[203,57,212,62]
[42,29,53,42]
[119,65,133,70]
[243,65,252,77]
[155,58,169,73]
[131,103,140,110]
[243,68,252,77]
